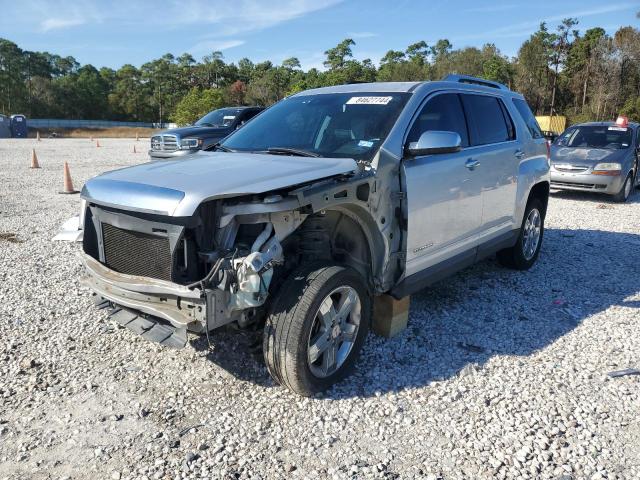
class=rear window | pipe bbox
[461,94,514,146]
[512,98,543,139]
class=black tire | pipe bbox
[263,263,371,396]
[497,198,545,270]
[612,172,633,203]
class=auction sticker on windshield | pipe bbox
[346,96,393,105]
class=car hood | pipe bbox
[551,146,629,166]
[158,125,231,138]
[81,151,357,217]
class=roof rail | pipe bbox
[442,74,509,91]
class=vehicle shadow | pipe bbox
[550,187,640,204]
[192,228,640,398]
[190,327,272,387]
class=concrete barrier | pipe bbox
[26,119,176,129]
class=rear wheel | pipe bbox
[612,172,633,203]
[497,198,544,270]
[263,264,371,396]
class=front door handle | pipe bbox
[465,158,480,170]
[515,149,526,159]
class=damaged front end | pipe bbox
[80,194,306,345]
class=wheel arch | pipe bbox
[527,181,550,216]
[291,203,387,289]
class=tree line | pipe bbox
[1,18,639,126]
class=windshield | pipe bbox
[555,125,632,150]
[221,92,410,161]
[195,108,240,127]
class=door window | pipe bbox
[407,93,469,147]
[461,94,514,146]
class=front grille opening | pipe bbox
[150,134,179,152]
[102,223,173,281]
[83,207,99,260]
[552,181,596,189]
[172,232,202,284]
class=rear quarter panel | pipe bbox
[507,95,550,225]
[515,145,550,224]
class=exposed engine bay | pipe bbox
[79,169,393,341]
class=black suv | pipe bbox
[149,106,263,159]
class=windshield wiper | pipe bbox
[266,147,320,158]
[208,142,235,152]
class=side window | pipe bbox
[499,100,516,140]
[461,94,512,146]
[407,93,469,147]
[512,98,543,139]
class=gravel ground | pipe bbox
[1,138,639,480]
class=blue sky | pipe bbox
[0,0,638,70]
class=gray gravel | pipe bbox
[1,138,639,480]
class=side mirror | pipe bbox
[406,131,462,157]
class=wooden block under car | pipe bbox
[372,294,410,338]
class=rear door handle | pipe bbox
[465,159,480,170]
[515,149,526,159]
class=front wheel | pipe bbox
[263,264,371,396]
[497,198,545,270]
[612,172,633,203]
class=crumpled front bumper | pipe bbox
[80,252,207,329]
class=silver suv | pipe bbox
[77,75,550,395]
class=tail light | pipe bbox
[545,140,551,165]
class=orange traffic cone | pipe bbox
[59,162,79,194]
[96,139,100,148]
[36,131,41,141]
[30,149,41,169]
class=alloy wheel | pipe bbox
[307,286,362,378]
[522,207,541,261]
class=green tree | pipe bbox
[618,95,640,121]
[1,23,639,125]
[324,39,355,70]
[515,23,555,114]
[565,28,606,112]
[0,39,27,114]
[172,87,225,125]
[548,18,579,116]
[108,64,151,121]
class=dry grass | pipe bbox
[28,127,162,139]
